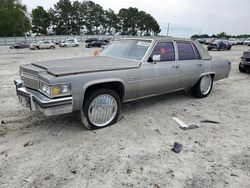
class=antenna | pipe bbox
[167,23,170,37]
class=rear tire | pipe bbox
[191,74,213,98]
[81,88,121,130]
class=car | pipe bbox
[243,38,250,45]
[59,38,79,47]
[228,38,238,45]
[85,38,98,43]
[207,40,231,51]
[237,38,245,45]
[85,40,105,48]
[205,38,216,45]
[239,50,250,72]
[10,41,29,49]
[14,37,231,130]
[29,41,56,50]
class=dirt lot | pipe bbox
[0,44,250,188]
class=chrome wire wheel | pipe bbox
[200,75,212,95]
[88,94,118,127]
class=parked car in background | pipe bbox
[207,40,231,51]
[239,50,250,72]
[14,37,231,130]
[205,38,216,45]
[59,38,79,47]
[85,40,105,48]
[29,41,56,50]
[10,41,29,49]
[243,38,250,45]
[85,38,98,43]
[238,38,245,45]
[228,38,238,45]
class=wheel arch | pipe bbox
[193,72,215,87]
[199,72,215,79]
[81,79,125,107]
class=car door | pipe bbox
[138,41,180,97]
[40,41,49,49]
[176,41,205,88]
[68,40,74,47]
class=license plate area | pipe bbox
[18,95,31,108]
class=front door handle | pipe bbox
[196,63,202,67]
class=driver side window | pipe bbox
[149,42,175,62]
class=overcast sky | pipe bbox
[22,0,250,37]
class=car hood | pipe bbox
[31,56,141,76]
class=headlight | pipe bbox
[39,81,71,98]
[39,81,51,96]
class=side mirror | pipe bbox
[152,55,161,63]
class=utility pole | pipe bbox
[167,23,170,37]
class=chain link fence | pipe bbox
[0,35,126,46]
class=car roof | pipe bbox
[119,36,192,43]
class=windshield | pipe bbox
[101,39,152,61]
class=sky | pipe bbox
[22,0,250,37]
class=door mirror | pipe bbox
[152,55,161,63]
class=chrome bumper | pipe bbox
[14,78,73,116]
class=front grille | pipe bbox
[21,72,39,90]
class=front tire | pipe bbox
[191,74,213,98]
[81,88,121,130]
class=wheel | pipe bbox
[81,88,121,130]
[191,74,213,98]
[63,44,67,47]
[50,46,55,49]
[75,44,79,47]
[35,46,39,50]
[239,64,246,73]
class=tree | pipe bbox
[30,1,161,36]
[31,6,50,35]
[217,32,227,38]
[0,0,31,37]
[118,7,160,36]
[103,9,120,35]
[52,0,73,35]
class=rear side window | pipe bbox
[151,42,175,61]
[193,44,201,59]
[176,42,196,60]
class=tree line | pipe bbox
[191,32,250,39]
[0,0,161,37]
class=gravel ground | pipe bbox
[0,44,250,188]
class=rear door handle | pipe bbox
[172,65,180,68]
